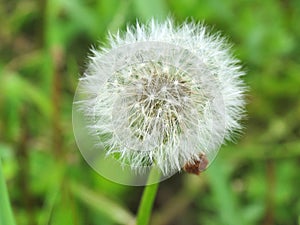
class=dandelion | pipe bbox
[76,19,246,177]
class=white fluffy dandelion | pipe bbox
[76,19,246,177]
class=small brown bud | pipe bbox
[183,153,209,175]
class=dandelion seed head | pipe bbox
[74,18,246,179]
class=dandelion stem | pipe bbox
[136,168,161,225]
[0,159,16,225]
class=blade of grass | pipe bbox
[206,156,245,225]
[133,0,168,21]
[70,182,135,225]
[136,168,161,225]
[0,159,16,225]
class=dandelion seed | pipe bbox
[75,18,246,178]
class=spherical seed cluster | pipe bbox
[78,19,246,176]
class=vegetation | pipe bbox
[0,0,299,225]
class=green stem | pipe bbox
[0,159,16,225]
[136,168,161,225]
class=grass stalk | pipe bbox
[0,159,16,225]
[136,168,161,225]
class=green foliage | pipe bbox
[0,0,300,225]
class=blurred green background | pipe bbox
[0,0,300,225]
